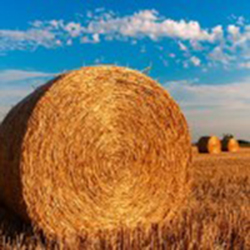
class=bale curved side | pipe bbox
[0,76,63,221]
[221,138,240,152]
[0,66,192,239]
[197,136,221,154]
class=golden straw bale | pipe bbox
[0,66,191,239]
[221,137,240,152]
[197,136,221,154]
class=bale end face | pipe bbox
[221,137,240,152]
[197,136,221,154]
[0,66,192,239]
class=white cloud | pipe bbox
[227,25,240,42]
[0,9,225,53]
[226,25,250,51]
[236,16,246,26]
[189,40,204,51]
[178,41,188,51]
[92,33,100,43]
[208,46,234,65]
[210,25,224,41]
[1,10,250,70]
[64,22,83,37]
[181,57,201,68]
[81,35,100,44]
[84,10,220,42]
[0,29,59,52]
[190,56,201,66]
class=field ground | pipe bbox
[0,148,249,249]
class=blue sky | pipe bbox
[1,0,250,141]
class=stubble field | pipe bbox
[0,148,249,249]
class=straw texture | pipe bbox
[0,66,191,239]
[221,137,240,152]
[197,136,221,154]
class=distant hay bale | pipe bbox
[0,66,191,239]
[197,136,221,154]
[221,137,240,152]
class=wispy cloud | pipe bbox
[239,61,250,68]
[208,46,235,66]
[0,88,31,98]
[0,69,56,121]
[166,78,250,140]
[0,69,55,82]
[178,41,188,51]
[0,29,60,52]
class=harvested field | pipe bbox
[0,148,249,249]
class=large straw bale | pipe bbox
[197,136,221,154]
[221,137,240,152]
[0,66,191,238]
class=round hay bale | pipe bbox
[197,136,221,154]
[0,66,191,238]
[221,137,240,152]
